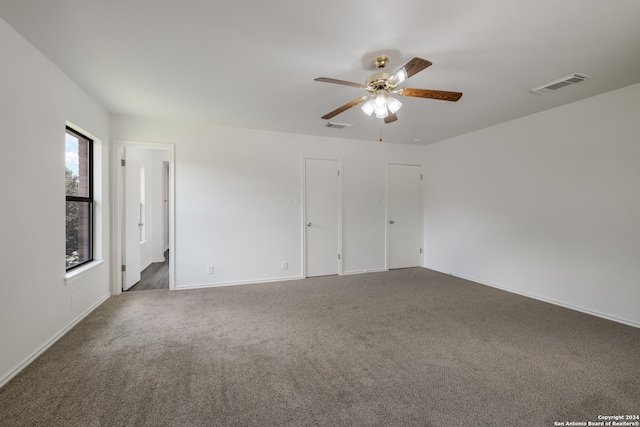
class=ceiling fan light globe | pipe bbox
[374,93,387,108]
[361,99,375,116]
[387,97,402,113]
[374,105,388,118]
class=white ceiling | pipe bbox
[1,0,640,145]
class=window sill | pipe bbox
[65,260,104,285]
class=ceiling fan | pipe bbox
[314,56,463,124]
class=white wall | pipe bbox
[111,117,424,288]
[0,17,111,385]
[423,82,640,327]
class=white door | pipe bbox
[305,158,340,277]
[123,147,142,290]
[388,164,422,269]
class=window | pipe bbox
[65,127,93,270]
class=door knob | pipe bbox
[307,222,312,227]
[389,220,394,224]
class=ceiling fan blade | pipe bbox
[401,57,433,78]
[384,112,398,124]
[398,88,463,102]
[321,96,368,120]
[391,57,433,83]
[314,77,364,89]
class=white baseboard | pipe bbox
[343,268,387,275]
[139,260,153,271]
[176,275,305,290]
[0,293,111,389]
[422,265,640,329]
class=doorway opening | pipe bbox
[114,141,175,294]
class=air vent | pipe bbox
[529,72,591,94]
[325,122,353,129]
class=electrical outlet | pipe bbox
[71,294,76,308]
[207,265,214,274]
[282,261,288,270]
[510,270,516,279]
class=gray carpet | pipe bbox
[1,268,638,426]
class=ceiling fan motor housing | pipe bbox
[365,72,397,93]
